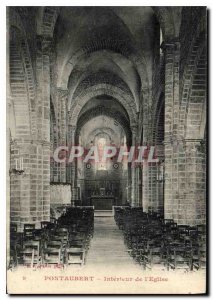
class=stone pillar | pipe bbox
[177,140,206,225]
[156,160,164,215]
[10,139,51,231]
[140,87,152,212]
[162,39,180,221]
[9,34,52,231]
[127,162,132,204]
[135,166,141,207]
[138,167,143,207]
[162,38,206,225]
[148,161,158,212]
[142,156,149,212]
[57,88,68,183]
[36,36,52,225]
[67,125,77,206]
[36,35,52,142]
[141,157,158,213]
[131,125,138,207]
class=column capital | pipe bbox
[131,124,138,134]
[57,88,69,99]
[141,86,151,99]
[164,133,184,146]
[161,39,180,53]
[68,124,77,132]
[36,35,53,54]
[184,139,206,153]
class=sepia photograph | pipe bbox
[6,5,207,294]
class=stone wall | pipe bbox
[50,184,71,205]
[9,8,51,231]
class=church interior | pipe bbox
[7,7,207,272]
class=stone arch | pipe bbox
[37,6,184,100]
[9,8,37,138]
[72,70,135,104]
[35,6,183,93]
[152,92,165,146]
[50,98,58,182]
[179,26,206,140]
[51,6,151,89]
[75,105,131,144]
[8,97,16,141]
[67,51,141,111]
[152,7,182,40]
[50,98,57,148]
[37,6,180,43]
[184,47,207,140]
[9,8,27,36]
[9,26,32,140]
[88,128,119,143]
[36,6,60,37]
[180,7,206,101]
[69,84,137,126]
[58,43,150,92]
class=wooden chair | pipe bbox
[41,221,52,229]
[43,241,62,264]
[54,228,69,246]
[24,224,35,239]
[167,246,190,271]
[192,243,206,270]
[64,246,85,266]
[19,240,41,267]
[142,246,164,270]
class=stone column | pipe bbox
[142,154,149,212]
[148,161,158,212]
[67,125,77,206]
[10,34,52,231]
[57,88,68,183]
[162,39,181,221]
[36,36,52,226]
[178,140,206,225]
[138,166,143,207]
[36,35,52,142]
[140,87,152,212]
[131,125,138,207]
[127,162,132,204]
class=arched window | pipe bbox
[97,137,107,170]
[160,28,163,55]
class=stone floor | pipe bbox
[86,215,141,270]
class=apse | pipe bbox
[76,114,128,209]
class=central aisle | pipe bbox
[85,215,141,271]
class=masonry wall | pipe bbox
[9,8,51,231]
[162,8,207,225]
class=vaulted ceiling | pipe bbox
[48,7,182,142]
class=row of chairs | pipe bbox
[114,207,206,271]
[9,207,94,268]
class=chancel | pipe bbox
[7,6,207,281]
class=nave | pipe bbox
[7,6,207,293]
[9,206,206,273]
[86,213,141,269]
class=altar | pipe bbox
[90,196,115,210]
